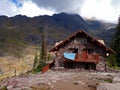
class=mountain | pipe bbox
[0,13,117,56]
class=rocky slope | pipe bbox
[0,69,119,90]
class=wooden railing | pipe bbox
[75,54,99,63]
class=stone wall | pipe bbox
[54,36,107,69]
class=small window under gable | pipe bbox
[76,38,87,44]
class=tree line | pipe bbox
[108,17,120,68]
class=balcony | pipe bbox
[75,53,99,64]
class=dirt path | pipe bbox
[53,76,95,90]
[52,70,96,90]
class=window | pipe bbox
[74,48,78,53]
[88,49,93,54]
[68,48,78,53]
[76,38,87,44]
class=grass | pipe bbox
[114,66,120,70]
[1,86,7,90]
[104,79,112,83]
[0,45,36,81]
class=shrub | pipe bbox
[34,60,46,73]
[1,86,7,90]
[107,54,117,67]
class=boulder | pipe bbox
[97,83,120,90]
[21,87,32,90]
[113,76,120,83]
[96,60,106,71]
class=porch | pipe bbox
[63,53,99,69]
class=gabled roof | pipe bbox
[49,29,116,54]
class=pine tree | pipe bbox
[33,26,47,72]
[39,28,47,61]
[112,17,120,66]
[33,48,38,69]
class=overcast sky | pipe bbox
[0,0,120,23]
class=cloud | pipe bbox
[0,0,55,17]
[0,0,119,22]
[111,0,120,19]
[32,0,84,13]
[0,0,18,16]
[16,0,55,17]
[111,0,120,8]
[32,0,120,22]
[80,0,120,22]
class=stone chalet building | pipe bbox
[49,30,116,71]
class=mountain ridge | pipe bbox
[0,13,117,56]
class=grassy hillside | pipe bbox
[0,45,35,81]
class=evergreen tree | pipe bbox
[39,28,47,60]
[33,26,47,72]
[33,48,39,69]
[112,17,120,66]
